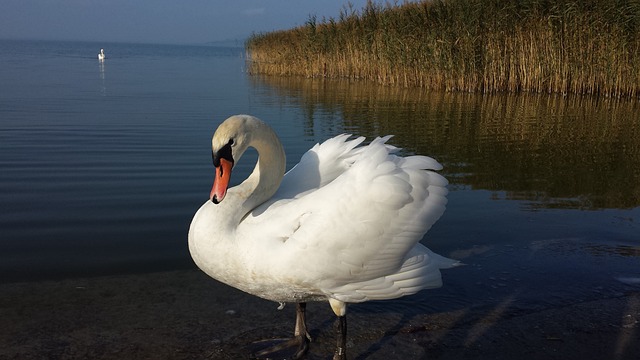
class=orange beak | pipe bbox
[210,158,233,204]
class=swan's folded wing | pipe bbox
[328,244,459,302]
[246,139,449,297]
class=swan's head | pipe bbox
[209,115,260,204]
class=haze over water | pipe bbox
[0,40,638,315]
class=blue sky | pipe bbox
[0,0,375,44]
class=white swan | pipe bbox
[98,48,105,61]
[188,115,458,359]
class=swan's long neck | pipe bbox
[188,117,286,285]
[237,126,286,215]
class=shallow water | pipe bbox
[1,40,639,317]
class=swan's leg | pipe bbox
[292,302,311,358]
[253,302,310,359]
[329,298,348,360]
[333,315,347,360]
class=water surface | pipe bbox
[0,40,639,317]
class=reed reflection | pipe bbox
[251,75,640,210]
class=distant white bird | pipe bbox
[98,48,105,61]
[189,114,458,359]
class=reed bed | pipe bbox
[246,0,640,98]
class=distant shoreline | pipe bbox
[246,0,640,98]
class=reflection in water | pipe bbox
[98,60,106,96]
[531,238,640,258]
[251,76,640,210]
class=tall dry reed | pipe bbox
[246,0,640,98]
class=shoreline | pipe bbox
[1,269,638,359]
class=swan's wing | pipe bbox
[274,134,398,199]
[328,243,459,302]
[241,137,451,301]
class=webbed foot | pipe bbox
[251,302,311,359]
[252,333,310,359]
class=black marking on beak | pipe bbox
[212,140,234,169]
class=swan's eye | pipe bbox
[228,139,235,146]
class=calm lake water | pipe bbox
[0,40,639,315]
